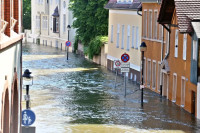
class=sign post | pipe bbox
[121,53,130,97]
[114,60,121,88]
[66,41,71,60]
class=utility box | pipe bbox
[22,126,36,133]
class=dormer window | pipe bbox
[117,0,132,4]
[52,6,59,33]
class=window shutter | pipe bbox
[183,34,187,60]
[121,25,124,49]
[175,30,179,57]
[135,26,139,49]
[132,26,135,48]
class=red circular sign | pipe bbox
[121,53,130,62]
[115,60,121,67]
[66,41,71,47]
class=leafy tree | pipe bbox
[23,0,31,30]
[69,0,108,45]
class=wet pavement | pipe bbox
[22,42,200,133]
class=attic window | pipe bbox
[117,0,132,4]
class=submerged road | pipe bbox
[22,42,200,133]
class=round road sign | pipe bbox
[66,41,71,47]
[121,53,130,62]
[115,60,121,67]
[22,109,36,126]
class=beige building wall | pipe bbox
[107,9,142,81]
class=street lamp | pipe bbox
[22,69,33,109]
[140,42,147,107]
[67,25,71,60]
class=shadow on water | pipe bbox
[23,43,200,133]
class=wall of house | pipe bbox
[107,9,142,82]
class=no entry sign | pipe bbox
[121,53,130,63]
[66,41,71,47]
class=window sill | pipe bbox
[142,37,162,43]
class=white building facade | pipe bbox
[31,0,76,51]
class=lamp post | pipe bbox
[22,69,33,109]
[140,42,147,107]
[67,25,71,60]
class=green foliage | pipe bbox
[69,0,108,46]
[23,0,31,30]
[73,35,79,52]
[88,36,108,59]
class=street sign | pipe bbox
[121,53,130,63]
[114,60,121,69]
[65,41,71,47]
[121,62,130,68]
[121,68,130,73]
[22,109,36,126]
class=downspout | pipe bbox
[160,24,171,96]
[137,6,142,16]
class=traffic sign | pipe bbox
[66,41,71,47]
[114,60,121,69]
[22,109,36,126]
[121,53,130,62]
[121,62,130,68]
[121,68,130,73]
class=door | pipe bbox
[191,91,196,115]
[162,73,168,98]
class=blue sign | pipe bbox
[66,41,71,47]
[121,53,130,63]
[22,109,36,126]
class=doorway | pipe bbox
[191,91,196,115]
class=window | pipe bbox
[183,34,187,60]
[53,17,59,33]
[143,10,147,38]
[56,0,59,4]
[144,57,146,84]
[165,30,169,55]
[50,16,52,30]
[121,25,124,49]
[157,62,161,92]
[159,24,163,40]
[42,16,48,30]
[111,25,113,43]
[193,40,198,60]
[131,26,135,48]
[135,26,139,49]
[127,25,130,51]
[175,29,179,57]
[153,11,158,39]
[148,10,152,39]
[172,73,177,102]
[36,16,40,29]
[181,76,186,107]
[147,59,151,87]
[117,24,120,48]
[152,61,156,90]
[63,1,66,8]
[63,14,66,33]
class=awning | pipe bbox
[52,6,59,17]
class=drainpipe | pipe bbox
[137,7,142,16]
[160,24,171,96]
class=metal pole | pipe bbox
[114,70,118,88]
[26,85,29,109]
[124,72,126,97]
[141,51,144,107]
[67,30,69,60]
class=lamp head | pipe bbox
[140,42,147,52]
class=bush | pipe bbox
[73,36,79,52]
[88,36,108,59]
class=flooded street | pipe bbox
[22,43,200,133]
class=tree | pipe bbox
[23,0,31,30]
[69,0,108,45]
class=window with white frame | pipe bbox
[117,0,133,4]
[175,29,179,57]
[53,17,59,33]
[117,24,120,48]
[152,61,156,90]
[63,14,66,33]
[181,76,186,107]
[165,30,169,55]
[127,25,130,51]
[121,25,125,49]
[42,16,48,30]
[36,16,40,29]
[148,10,152,39]
[159,24,163,40]
[144,57,146,84]
[183,34,187,60]
[50,16,52,30]
[56,0,59,5]
[154,11,158,39]
[131,26,135,48]
[193,40,198,60]
[135,26,139,49]
[143,10,147,38]
[157,62,161,92]
[172,73,177,102]
[147,59,151,86]
[111,25,114,43]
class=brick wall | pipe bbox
[14,0,19,33]
[4,0,11,36]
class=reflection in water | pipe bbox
[23,43,200,133]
